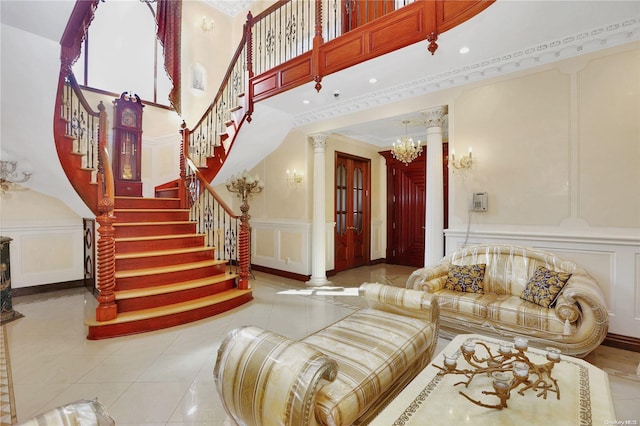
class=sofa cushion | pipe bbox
[521,266,572,308]
[487,295,568,334]
[445,263,486,293]
[302,308,435,426]
[434,290,496,320]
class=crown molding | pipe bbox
[202,0,251,17]
[292,16,640,128]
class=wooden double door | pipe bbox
[335,153,370,272]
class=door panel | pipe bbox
[335,154,370,272]
[381,144,448,268]
[389,156,426,267]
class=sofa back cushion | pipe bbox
[446,245,578,296]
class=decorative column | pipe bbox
[306,133,331,287]
[226,171,264,290]
[421,106,447,267]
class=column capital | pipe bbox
[420,106,447,128]
[309,132,328,150]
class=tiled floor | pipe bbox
[4,264,640,425]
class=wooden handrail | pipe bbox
[184,157,238,219]
[190,22,249,131]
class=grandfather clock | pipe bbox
[113,92,144,196]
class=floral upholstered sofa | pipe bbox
[214,283,439,426]
[406,244,609,357]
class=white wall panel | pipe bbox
[4,225,84,288]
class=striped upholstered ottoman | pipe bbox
[214,283,439,426]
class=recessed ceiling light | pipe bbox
[369,77,377,84]
[302,99,310,104]
[459,46,470,54]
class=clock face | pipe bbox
[122,108,137,127]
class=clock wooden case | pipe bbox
[113,92,144,196]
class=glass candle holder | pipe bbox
[512,361,530,379]
[514,336,528,351]
[546,347,561,361]
[462,339,476,353]
[492,371,512,393]
[444,352,459,369]
[499,342,513,355]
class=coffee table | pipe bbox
[370,334,615,426]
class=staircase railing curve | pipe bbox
[56,72,118,321]
[184,158,241,277]
[180,0,422,287]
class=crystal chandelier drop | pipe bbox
[392,120,422,165]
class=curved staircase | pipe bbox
[85,196,251,339]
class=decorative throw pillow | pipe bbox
[444,263,486,293]
[521,266,572,308]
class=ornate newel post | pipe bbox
[95,100,117,321]
[95,199,117,321]
[226,170,264,290]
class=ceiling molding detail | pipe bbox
[291,16,640,128]
[202,0,251,17]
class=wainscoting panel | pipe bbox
[251,219,312,276]
[3,225,85,288]
[371,219,385,262]
[445,230,640,339]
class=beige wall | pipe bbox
[448,44,640,233]
[0,189,85,287]
[243,42,639,337]
[181,1,238,128]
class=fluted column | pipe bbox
[306,133,331,287]
[421,106,447,266]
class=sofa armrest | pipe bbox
[359,282,439,324]
[554,272,609,347]
[214,326,338,426]
[405,264,449,292]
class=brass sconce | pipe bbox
[286,169,303,185]
[449,147,473,174]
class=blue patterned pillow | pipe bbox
[445,264,486,293]
[521,266,572,308]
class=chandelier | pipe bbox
[392,120,422,165]
[1,160,32,197]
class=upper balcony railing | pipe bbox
[251,0,417,76]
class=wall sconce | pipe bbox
[286,169,303,185]
[449,147,473,174]
[1,160,32,197]
[200,16,214,32]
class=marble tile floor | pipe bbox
[3,264,640,425]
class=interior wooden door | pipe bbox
[335,153,371,272]
[380,144,448,267]
[341,0,396,33]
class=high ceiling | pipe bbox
[259,0,640,147]
[2,0,638,148]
